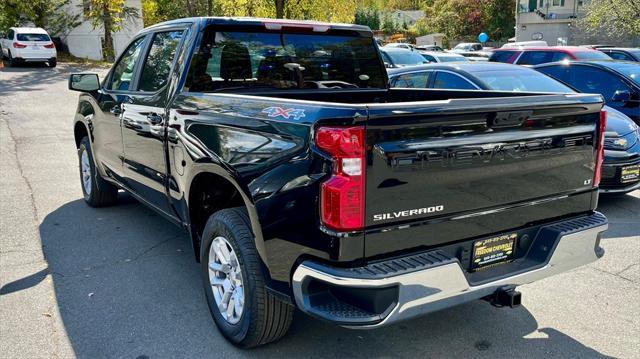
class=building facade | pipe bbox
[515,0,639,46]
[60,0,143,60]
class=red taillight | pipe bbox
[13,42,27,48]
[593,110,607,187]
[44,42,55,49]
[316,126,365,231]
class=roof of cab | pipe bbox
[145,17,372,33]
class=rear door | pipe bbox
[364,93,603,256]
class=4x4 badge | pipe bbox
[262,107,306,120]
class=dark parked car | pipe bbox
[534,60,640,124]
[67,17,609,348]
[489,46,611,65]
[379,47,427,68]
[597,48,640,62]
[389,62,640,194]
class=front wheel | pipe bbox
[200,208,293,348]
[78,136,118,207]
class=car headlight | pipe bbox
[604,137,629,150]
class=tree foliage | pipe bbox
[83,0,139,61]
[580,0,640,37]
[0,0,81,36]
[354,8,381,29]
[415,0,514,41]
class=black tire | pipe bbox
[200,208,293,348]
[49,58,57,67]
[78,136,118,207]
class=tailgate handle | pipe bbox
[490,111,532,128]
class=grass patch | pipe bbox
[57,52,112,68]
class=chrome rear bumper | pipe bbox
[292,212,607,328]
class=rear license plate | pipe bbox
[621,165,639,183]
[471,233,516,270]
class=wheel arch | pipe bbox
[185,164,269,272]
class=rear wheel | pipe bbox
[200,208,293,348]
[78,136,118,207]
[49,58,57,67]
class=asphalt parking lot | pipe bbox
[0,63,638,359]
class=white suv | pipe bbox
[1,27,57,67]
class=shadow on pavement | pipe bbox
[33,194,613,358]
[598,193,640,238]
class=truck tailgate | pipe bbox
[364,94,603,257]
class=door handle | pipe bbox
[110,105,122,115]
[147,113,163,125]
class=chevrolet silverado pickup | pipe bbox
[68,17,608,348]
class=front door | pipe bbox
[93,36,148,181]
[121,30,185,215]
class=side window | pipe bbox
[381,51,392,65]
[138,31,184,92]
[517,51,555,65]
[537,65,570,83]
[392,72,431,88]
[607,51,633,61]
[489,51,519,63]
[569,66,631,100]
[552,52,571,62]
[422,54,436,63]
[432,72,477,90]
[108,37,146,91]
[8,30,14,40]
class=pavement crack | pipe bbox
[588,265,637,284]
[616,263,639,275]
[3,118,40,223]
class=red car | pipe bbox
[489,46,611,65]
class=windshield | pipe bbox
[386,51,426,66]
[439,56,468,62]
[454,44,469,50]
[185,29,387,92]
[574,51,611,60]
[16,33,50,41]
[474,69,575,92]
[607,62,640,85]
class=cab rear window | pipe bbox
[185,28,386,92]
[16,33,50,42]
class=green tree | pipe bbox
[84,0,139,61]
[354,8,380,30]
[580,0,640,37]
[381,13,397,34]
[0,0,81,36]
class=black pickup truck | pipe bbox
[69,17,608,348]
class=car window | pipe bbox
[606,51,633,61]
[108,37,146,91]
[432,71,477,90]
[138,31,184,92]
[421,54,436,62]
[391,72,431,88]
[474,69,574,92]
[517,51,556,65]
[16,33,50,42]
[568,65,632,100]
[489,51,519,63]
[536,65,570,83]
[7,30,14,40]
[552,52,571,62]
[185,28,387,92]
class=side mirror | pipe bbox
[384,62,393,69]
[69,73,100,92]
[611,90,631,102]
